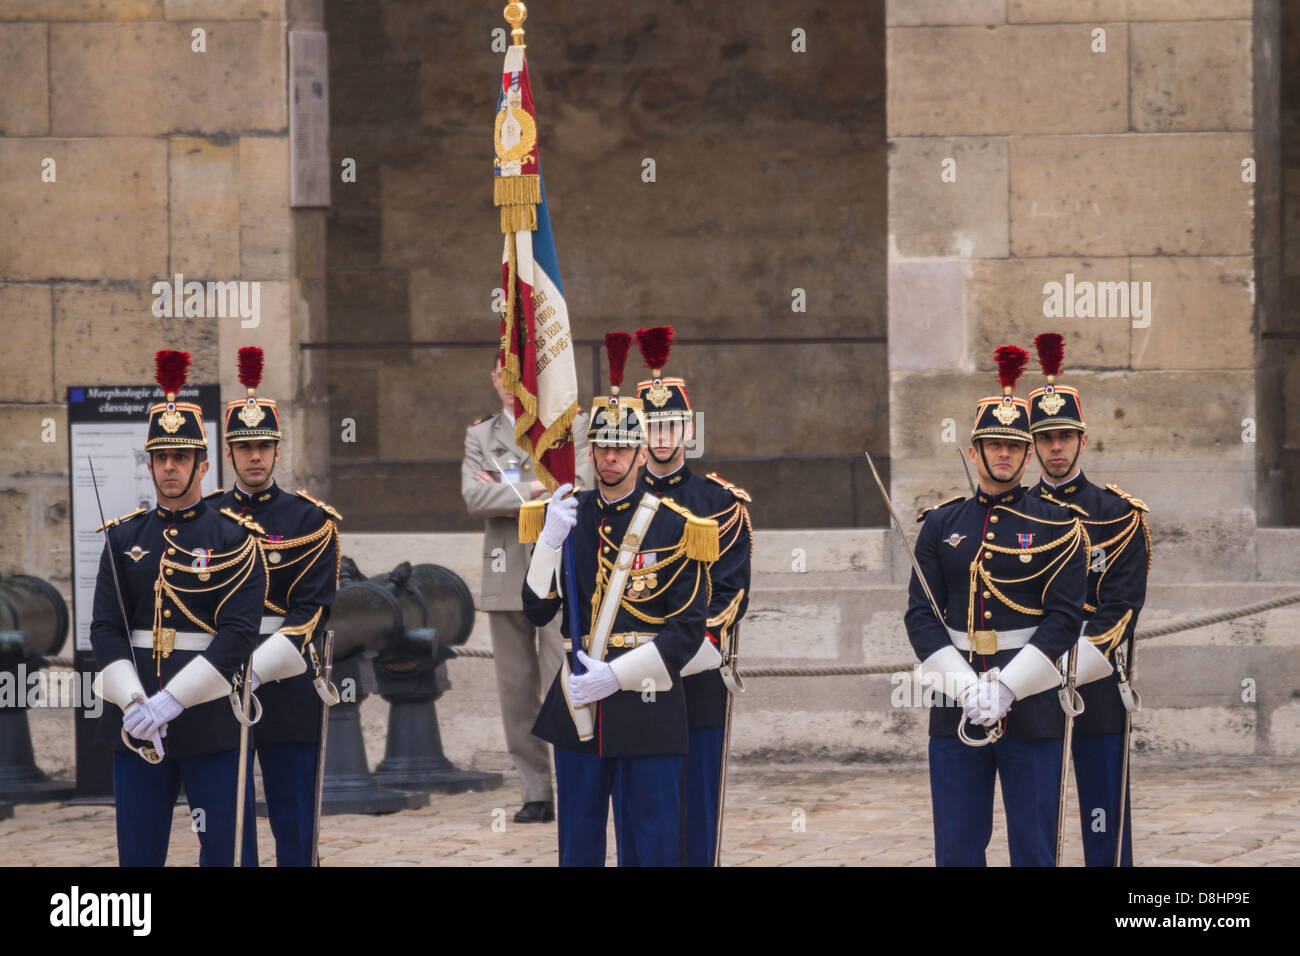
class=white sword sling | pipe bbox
[561,493,662,742]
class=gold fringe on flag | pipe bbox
[495,174,540,235]
[518,499,546,543]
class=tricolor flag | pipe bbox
[493,40,578,491]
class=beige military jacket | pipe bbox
[461,409,593,611]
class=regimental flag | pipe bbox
[494,41,578,491]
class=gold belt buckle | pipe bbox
[154,626,176,658]
[610,634,625,648]
[971,629,998,655]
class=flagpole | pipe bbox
[504,2,527,46]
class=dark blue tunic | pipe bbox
[905,485,1086,738]
[215,483,340,744]
[526,489,710,757]
[90,499,266,758]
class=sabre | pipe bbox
[232,653,256,867]
[864,451,944,626]
[865,451,1001,748]
[957,448,977,495]
[310,630,340,867]
[713,612,745,867]
[88,456,164,764]
[486,452,530,506]
[1055,642,1084,866]
[1113,637,1141,866]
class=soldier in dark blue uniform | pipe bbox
[613,325,751,867]
[216,346,341,867]
[905,346,1087,866]
[519,332,718,867]
[1025,333,1150,867]
[91,350,266,867]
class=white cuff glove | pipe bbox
[122,690,183,740]
[539,483,579,549]
[568,649,621,706]
[973,681,1015,726]
[249,670,262,693]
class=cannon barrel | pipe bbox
[0,575,69,668]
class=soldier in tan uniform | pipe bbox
[462,355,592,822]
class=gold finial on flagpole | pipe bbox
[504,2,527,46]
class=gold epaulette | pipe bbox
[96,506,146,533]
[915,495,963,523]
[1105,483,1150,513]
[661,497,720,563]
[203,488,225,501]
[296,489,343,522]
[1037,491,1089,518]
[705,472,753,503]
[519,499,545,543]
[220,507,266,536]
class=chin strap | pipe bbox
[647,445,683,467]
[231,444,278,492]
[152,455,204,503]
[976,440,1030,487]
[598,456,639,490]
[1033,438,1082,484]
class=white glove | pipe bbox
[249,670,262,693]
[973,681,1015,726]
[539,483,579,549]
[961,683,984,722]
[122,690,183,740]
[568,649,621,706]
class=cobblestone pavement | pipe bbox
[2,756,1297,866]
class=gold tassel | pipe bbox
[683,515,719,563]
[499,204,538,234]
[494,174,540,207]
[495,175,540,234]
[519,499,546,543]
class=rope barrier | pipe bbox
[47,589,1300,677]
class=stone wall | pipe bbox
[0,0,329,591]
[322,0,889,531]
[886,0,1265,578]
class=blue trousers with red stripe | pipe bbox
[256,740,318,867]
[928,735,1062,866]
[113,748,257,867]
[555,746,683,867]
[1072,732,1133,866]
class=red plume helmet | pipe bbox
[605,332,632,396]
[154,350,191,401]
[993,345,1029,396]
[635,326,674,376]
[237,346,265,394]
[1033,333,1064,384]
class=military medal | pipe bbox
[1018,533,1034,563]
[267,534,284,563]
[192,547,212,580]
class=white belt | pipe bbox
[260,615,285,636]
[563,632,656,652]
[945,625,1036,652]
[130,629,212,652]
